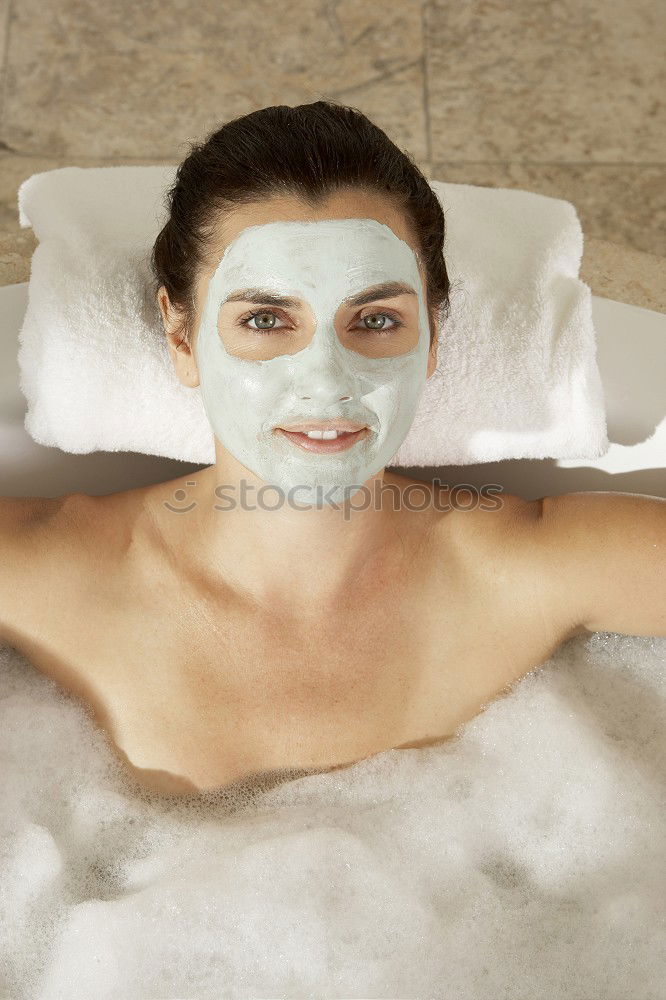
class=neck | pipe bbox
[159,445,407,614]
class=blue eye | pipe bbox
[239,310,288,333]
[237,309,404,335]
[357,312,403,334]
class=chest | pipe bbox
[77,584,450,792]
[15,528,558,796]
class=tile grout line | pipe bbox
[427,161,666,168]
[0,144,664,168]
[327,57,423,102]
[421,0,433,166]
[0,0,13,143]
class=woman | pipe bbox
[0,101,664,797]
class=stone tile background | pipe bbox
[0,0,664,309]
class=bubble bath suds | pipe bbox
[1,631,664,999]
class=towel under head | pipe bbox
[16,165,608,466]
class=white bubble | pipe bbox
[1,631,665,998]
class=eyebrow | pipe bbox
[222,280,417,309]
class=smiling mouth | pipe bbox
[274,427,369,453]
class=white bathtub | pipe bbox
[1,282,665,999]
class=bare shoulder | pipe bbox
[433,487,591,641]
[0,494,72,640]
[0,493,72,558]
[537,490,666,636]
[433,487,543,553]
[0,490,108,542]
[0,491,125,643]
[435,488,546,580]
[385,475,541,550]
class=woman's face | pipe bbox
[165,190,439,507]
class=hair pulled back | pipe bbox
[150,99,451,347]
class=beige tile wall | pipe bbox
[0,0,664,307]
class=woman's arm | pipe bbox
[538,491,666,637]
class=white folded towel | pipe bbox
[16,165,609,466]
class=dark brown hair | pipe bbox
[150,100,451,348]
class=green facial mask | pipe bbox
[194,218,431,507]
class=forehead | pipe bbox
[209,218,423,300]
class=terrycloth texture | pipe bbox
[16,165,609,466]
[1,631,664,998]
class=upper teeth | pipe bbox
[301,429,353,439]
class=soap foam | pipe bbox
[1,631,664,999]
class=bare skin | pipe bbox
[1,190,663,798]
[0,476,584,797]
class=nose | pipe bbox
[299,383,352,404]
[291,323,365,404]
[292,348,355,404]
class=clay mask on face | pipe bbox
[194,218,431,507]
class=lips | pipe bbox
[274,427,369,453]
[277,421,367,434]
